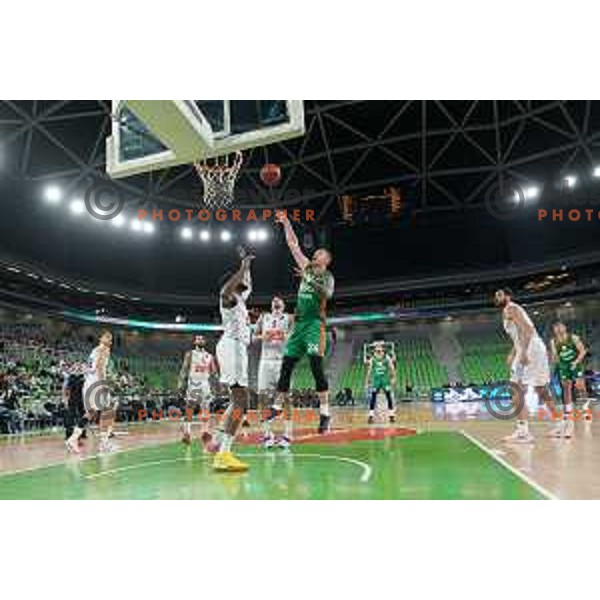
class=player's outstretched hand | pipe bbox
[242,254,255,267]
[275,212,289,225]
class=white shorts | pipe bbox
[510,337,550,387]
[257,358,283,392]
[186,379,213,405]
[216,337,248,387]
[83,380,113,411]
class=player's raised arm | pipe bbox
[221,255,254,304]
[278,213,309,269]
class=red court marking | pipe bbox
[236,427,417,446]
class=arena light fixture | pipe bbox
[181,227,193,240]
[247,229,258,242]
[142,222,155,234]
[44,184,62,203]
[593,166,600,178]
[70,199,85,215]
[130,219,142,232]
[564,175,577,188]
[525,186,539,199]
[199,229,211,242]
[256,228,269,242]
[112,214,125,228]
[221,230,232,242]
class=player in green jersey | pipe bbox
[272,213,334,436]
[365,342,397,424]
[550,322,587,438]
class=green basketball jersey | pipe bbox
[371,356,391,385]
[295,266,334,321]
[556,334,578,366]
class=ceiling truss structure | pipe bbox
[2,100,600,222]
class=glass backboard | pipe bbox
[106,100,304,178]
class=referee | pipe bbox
[63,363,88,453]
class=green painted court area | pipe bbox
[0,432,545,500]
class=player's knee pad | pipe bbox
[309,355,328,392]
[277,356,299,392]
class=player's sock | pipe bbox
[99,431,111,450]
[284,420,293,440]
[220,433,233,453]
[183,421,192,435]
[517,420,529,434]
[262,419,273,436]
[368,409,375,418]
[68,426,83,443]
[320,405,330,417]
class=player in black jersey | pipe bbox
[63,363,88,454]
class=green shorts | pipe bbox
[284,319,327,358]
[372,379,391,392]
[557,363,584,381]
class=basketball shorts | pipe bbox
[216,336,248,387]
[186,379,213,406]
[284,319,326,358]
[372,379,392,393]
[257,358,283,392]
[556,362,584,382]
[83,380,114,411]
[510,337,550,387]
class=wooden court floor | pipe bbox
[0,405,598,499]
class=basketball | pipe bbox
[260,163,281,187]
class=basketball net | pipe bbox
[194,151,243,210]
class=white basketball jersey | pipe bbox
[188,349,214,385]
[85,346,106,385]
[260,312,290,361]
[503,302,540,351]
[220,293,250,346]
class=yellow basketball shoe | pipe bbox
[212,451,249,472]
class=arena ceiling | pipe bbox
[2,100,600,219]
[1,100,600,308]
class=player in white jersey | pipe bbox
[82,329,116,453]
[494,288,559,443]
[212,254,254,472]
[254,295,293,448]
[178,334,217,448]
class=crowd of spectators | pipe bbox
[0,323,176,434]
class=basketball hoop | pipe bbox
[194,151,243,210]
